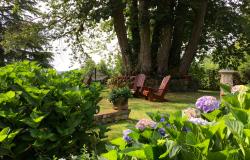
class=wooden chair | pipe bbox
[142,75,171,102]
[130,74,146,97]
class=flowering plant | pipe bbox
[195,96,220,113]
[231,85,249,94]
[182,107,201,118]
[102,85,250,160]
[135,118,157,131]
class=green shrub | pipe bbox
[190,58,220,90]
[102,85,250,160]
[238,55,250,84]
[0,61,102,159]
[108,87,132,104]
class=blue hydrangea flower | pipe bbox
[182,126,191,132]
[195,96,220,113]
[158,128,166,136]
[160,117,165,122]
[123,129,132,142]
[166,123,171,128]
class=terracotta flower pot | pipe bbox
[113,97,128,110]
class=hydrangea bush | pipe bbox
[102,85,250,160]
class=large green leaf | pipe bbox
[225,119,244,137]
[110,137,127,150]
[0,91,16,104]
[186,132,198,145]
[202,110,221,121]
[0,127,10,142]
[101,150,118,160]
[230,107,250,124]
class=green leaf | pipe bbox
[186,132,197,145]
[194,139,210,155]
[220,83,231,94]
[230,107,250,124]
[30,129,57,141]
[110,137,126,150]
[0,127,10,142]
[202,109,221,121]
[208,150,228,160]
[244,129,250,137]
[143,144,154,160]
[141,129,152,139]
[225,119,244,140]
[102,150,118,160]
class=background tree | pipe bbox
[0,0,53,67]
[47,0,250,77]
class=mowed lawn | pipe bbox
[98,89,220,141]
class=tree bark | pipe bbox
[138,0,151,74]
[179,0,208,75]
[129,0,140,68]
[0,22,5,66]
[156,0,174,76]
[168,2,187,74]
[157,27,173,76]
[110,0,132,74]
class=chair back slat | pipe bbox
[132,74,146,91]
[157,75,171,96]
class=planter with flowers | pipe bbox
[108,87,132,110]
[102,85,250,160]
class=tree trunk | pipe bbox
[157,27,173,76]
[0,22,5,66]
[110,0,132,74]
[129,0,140,69]
[138,0,151,74]
[179,0,208,75]
[150,22,161,73]
[156,0,174,76]
[168,2,187,74]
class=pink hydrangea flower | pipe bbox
[231,85,248,94]
[182,108,201,119]
[135,119,157,131]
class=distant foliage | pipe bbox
[238,55,250,84]
[0,61,102,159]
[190,58,220,90]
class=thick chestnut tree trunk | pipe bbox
[110,0,132,74]
[156,0,174,76]
[138,0,151,74]
[179,0,208,75]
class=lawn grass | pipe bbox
[98,89,219,141]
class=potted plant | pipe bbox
[108,87,132,110]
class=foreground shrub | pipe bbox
[0,61,102,159]
[102,85,250,160]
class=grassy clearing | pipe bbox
[98,89,219,141]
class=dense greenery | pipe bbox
[0,61,102,159]
[0,1,53,67]
[102,85,250,160]
[190,57,220,90]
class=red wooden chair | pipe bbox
[130,74,146,97]
[142,75,171,102]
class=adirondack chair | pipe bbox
[130,74,146,97]
[142,75,171,102]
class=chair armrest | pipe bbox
[142,87,157,92]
